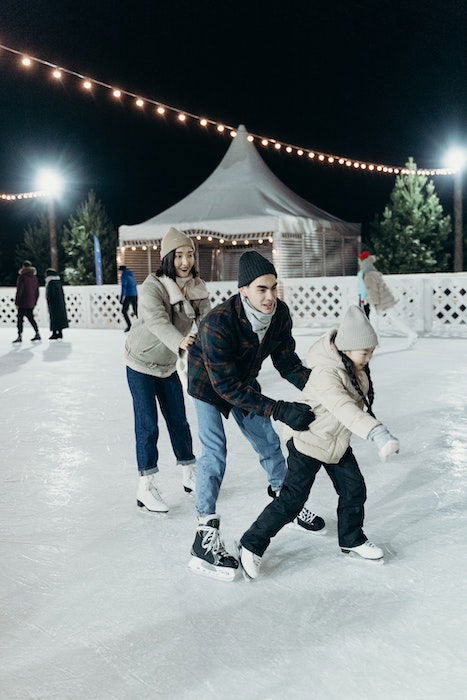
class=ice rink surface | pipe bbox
[0,325,466,700]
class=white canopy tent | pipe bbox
[118,125,360,281]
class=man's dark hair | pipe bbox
[156,249,198,280]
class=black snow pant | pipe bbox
[122,296,138,328]
[241,439,367,556]
[17,308,39,335]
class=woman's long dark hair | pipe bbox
[156,249,199,281]
[338,351,376,418]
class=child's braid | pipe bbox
[338,351,376,419]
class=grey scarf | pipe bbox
[241,295,276,342]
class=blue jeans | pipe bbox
[194,398,287,516]
[126,367,195,475]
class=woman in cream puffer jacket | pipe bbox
[240,305,400,574]
[125,227,211,514]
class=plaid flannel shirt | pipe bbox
[187,293,310,418]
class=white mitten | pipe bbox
[368,425,400,462]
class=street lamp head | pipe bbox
[36,169,64,197]
[445,147,467,172]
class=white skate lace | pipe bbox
[297,507,318,524]
[365,541,377,549]
[148,480,165,503]
[201,527,229,561]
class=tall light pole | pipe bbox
[36,169,64,270]
[445,148,466,272]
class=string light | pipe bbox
[1,41,454,176]
[142,245,147,250]
[1,189,47,201]
[219,238,224,244]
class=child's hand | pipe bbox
[273,401,315,430]
[368,425,400,462]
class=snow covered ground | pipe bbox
[0,325,466,700]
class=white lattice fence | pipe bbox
[431,277,467,331]
[1,274,466,334]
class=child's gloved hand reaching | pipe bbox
[368,425,400,462]
[273,400,315,430]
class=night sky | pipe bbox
[0,0,465,283]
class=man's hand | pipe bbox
[179,333,197,351]
[272,400,315,430]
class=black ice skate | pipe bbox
[189,516,239,582]
[267,486,327,535]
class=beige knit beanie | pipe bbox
[334,305,378,350]
[160,227,195,260]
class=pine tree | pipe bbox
[369,158,451,273]
[62,190,117,285]
[15,214,54,283]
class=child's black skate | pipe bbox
[189,516,239,582]
[267,486,327,535]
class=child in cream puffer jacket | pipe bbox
[239,305,399,578]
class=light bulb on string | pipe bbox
[135,98,144,107]
[21,56,31,67]
[308,152,315,159]
[83,80,92,90]
[318,154,324,161]
[157,106,166,115]
[297,150,303,156]
[230,130,236,137]
[217,125,225,132]
[52,69,62,79]
[247,135,254,142]
[113,89,122,98]
[200,118,208,126]
[261,139,268,146]
[274,143,281,150]
[178,113,186,122]
[286,147,292,153]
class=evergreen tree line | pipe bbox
[14,191,117,285]
[10,158,458,285]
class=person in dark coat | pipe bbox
[45,269,69,339]
[13,261,40,343]
[119,265,138,332]
[187,250,325,581]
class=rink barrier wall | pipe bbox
[1,273,466,336]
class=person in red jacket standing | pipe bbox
[13,261,41,343]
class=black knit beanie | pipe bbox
[237,251,277,287]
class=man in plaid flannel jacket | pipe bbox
[187,251,325,580]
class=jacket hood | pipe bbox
[19,265,37,276]
[306,329,344,370]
